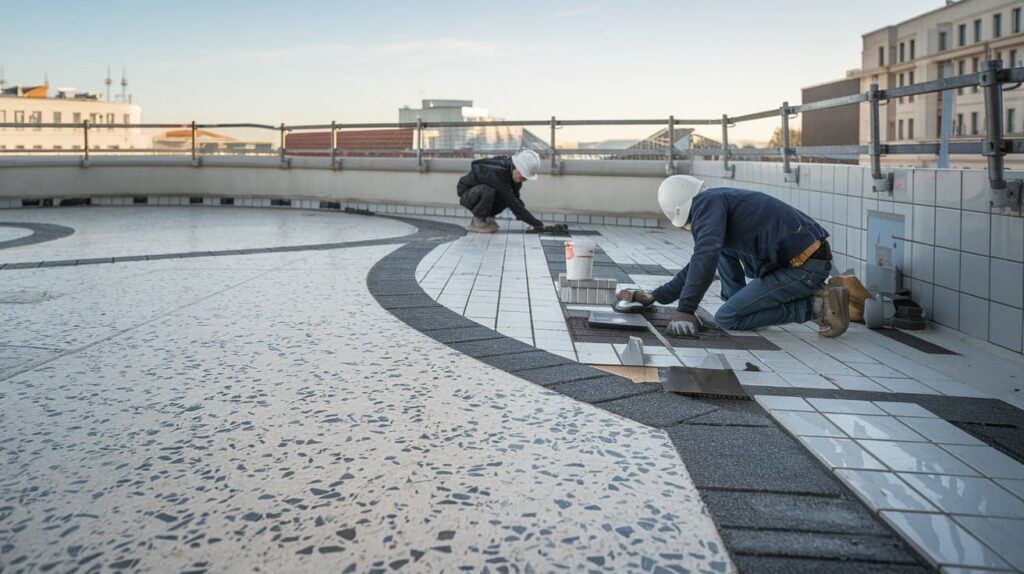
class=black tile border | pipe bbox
[365,217,934,573]
[0,222,75,251]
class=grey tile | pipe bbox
[899,473,1024,518]
[892,169,913,203]
[881,512,1009,570]
[806,398,885,415]
[935,208,962,250]
[959,253,989,299]
[899,418,984,446]
[548,377,659,404]
[859,440,980,476]
[912,205,935,245]
[953,516,1024,570]
[834,470,936,511]
[604,392,717,428]
[824,414,926,441]
[774,411,846,437]
[873,402,937,418]
[961,170,992,212]
[960,212,991,255]
[933,286,960,328]
[798,436,887,470]
[958,294,989,340]
[996,479,1024,501]
[991,214,1024,262]
[989,259,1023,308]
[989,303,1023,353]
[935,169,962,209]
[913,169,937,205]
[702,490,889,534]
[943,445,1024,480]
[754,395,814,412]
[934,248,961,290]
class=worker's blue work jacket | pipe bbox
[656,187,829,314]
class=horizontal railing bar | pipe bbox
[792,94,870,114]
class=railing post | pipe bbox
[869,83,893,193]
[666,115,676,175]
[720,114,734,178]
[981,59,1021,209]
[550,116,558,172]
[330,120,338,169]
[938,62,954,169]
[82,120,90,166]
[279,123,286,167]
[190,120,198,166]
[780,102,799,184]
[416,118,424,171]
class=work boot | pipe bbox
[485,217,500,229]
[812,286,850,337]
[467,217,498,233]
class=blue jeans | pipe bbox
[654,256,831,331]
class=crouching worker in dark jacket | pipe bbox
[617,175,851,338]
[457,150,544,233]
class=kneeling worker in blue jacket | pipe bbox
[618,175,850,338]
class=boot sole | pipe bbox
[821,287,851,337]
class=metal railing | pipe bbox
[1,60,1022,209]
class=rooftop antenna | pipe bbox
[105,65,112,102]
[120,65,127,102]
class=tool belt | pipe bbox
[791,239,832,267]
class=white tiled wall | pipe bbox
[691,160,1024,355]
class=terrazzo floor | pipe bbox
[0,208,732,573]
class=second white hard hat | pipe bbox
[658,175,705,228]
[512,149,540,180]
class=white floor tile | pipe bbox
[806,398,886,415]
[824,414,927,442]
[777,372,836,389]
[873,402,938,418]
[835,470,937,511]
[826,375,889,392]
[798,436,887,470]
[736,371,789,387]
[996,479,1024,502]
[881,512,1010,570]
[872,377,943,395]
[859,441,981,476]
[942,445,1024,480]
[754,395,814,412]
[951,516,1024,570]
[897,417,985,446]
[774,411,846,437]
[898,473,1024,518]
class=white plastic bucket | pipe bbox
[565,240,596,280]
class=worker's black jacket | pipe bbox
[456,156,543,227]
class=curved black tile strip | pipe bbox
[366,216,934,574]
[0,222,75,250]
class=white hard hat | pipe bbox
[512,149,540,180]
[658,175,704,228]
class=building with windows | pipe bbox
[0,82,144,152]
[399,99,548,152]
[855,0,1024,168]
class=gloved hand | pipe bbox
[667,311,701,337]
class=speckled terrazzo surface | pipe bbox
[0,209,732,573]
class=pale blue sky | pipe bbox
[3,0,940,141]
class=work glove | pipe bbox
[667,311,701,337]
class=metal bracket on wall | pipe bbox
[783,164,800,184]
[721,114,735,179]
[873,172,894,193]
[780,103,799,184]
[991,179,1023,210]
[279,157,292,169]
[981,60,1021,211]
[867,83,893,194]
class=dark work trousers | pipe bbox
[459,185,496,218]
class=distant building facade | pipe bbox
[0,84,144,152]
[801,77,862,148]
[854,0,1024,168]
[400,99,548,152]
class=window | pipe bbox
[908,118,915,140]
[971,112,979,135]
[89,113,99,124]
[53,111,62,124]
[1011,49,1019,67]
[106,113,114,130]
[957,113,964,136]
[900,42,906,63]
[1014,7,1021,34]
[72,112,81,124]
[54,145,62,150]
[974,19,982,42]
[939,31,948,51]
[898,119,904,140]
[898,73,905,104]
[958,60,966,95]
[0,110,5,126]
[1009,109,1017,134]
[994,13,1002,38]
[972,57,979,93]
[878,46,885,67]
[910,39,916,59]
[909,70,915,102]
[959,23,967,46]
[14,110,24,129]
[32,145,42,150]
[29,111,41,130]
[123,114,130,124]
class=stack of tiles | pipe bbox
[559,273,618,304]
